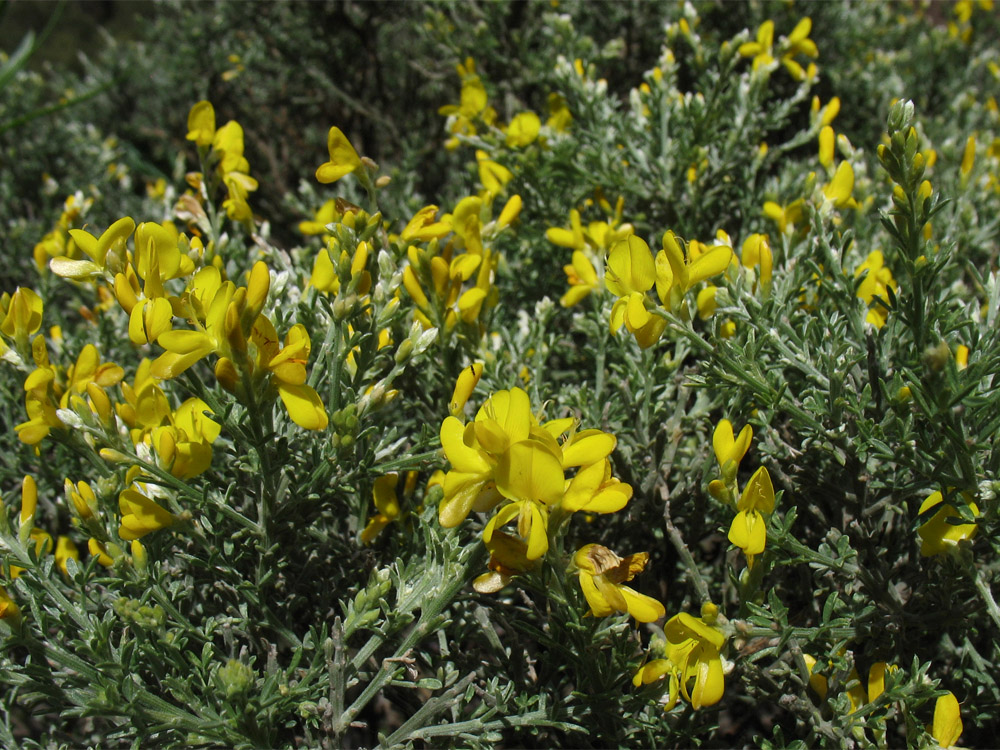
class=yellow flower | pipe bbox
[146,396,219,480]
[636,607,726,709]
[738,20,775,71]
[438,58,495,148]
[655,231,732,313]
[728,466,775,564]
[1,287,44,352]
[438,387,624,546]
[438,387,533,527]
[561,251,599,307]
[780,18,819,81]
[316,126,363,184]
[483,496,551,561]
[186,100,216,147]
[917,490,978,557]
[250,316,329,431]
[399,205,451,243]
[713,418,753,483]
[932,691,963,748]
[66,479,98,521]
[763,198,804,235]
[213,120,251,176]
[299,199,341,235]
[505,111,541,148]
[485,438,566,559]
[361,474,401,544]
[606,235,666,348]
[854,250,896,328]
[546,93,572,132]
[88,538,115,567]
[561,459,632,514]
[823,161,858,210]
[819,125,835,168]
[450,362,484,417]
[802,654,829,700]
[52,216,135,281]
[19,475,37,532]
[740,233,772,293]
[574,543,665,623]
[476,150,513,196]
[118,488,175,541]
[55,536,80,577]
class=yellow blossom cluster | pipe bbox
[604,231,732,348]
[853,250,897,329]
[707,419,776,568]
[738,17,819,82]
[435,382,657,620]
[633,602,728,710]
[438,57,571,152]
[546,193,634,307]
[400,194,519,339]
[185,100,258,223]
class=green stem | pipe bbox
[664,506,711,606]
[339,544,486,730]
[973,571,1000,633]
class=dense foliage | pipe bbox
[2,1,999,747]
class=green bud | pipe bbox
[218,659,255,698]
[886,99,913,135]
[333,295,357,321]
[394,339,414,365]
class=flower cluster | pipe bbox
[438,57,571,152]
[634,603,728,710]
[545,193,634,308]
[708,419,776,568]
[738,17,819,82]
[435,384,645,605]
[400,194,519,343]
[605,232,732,348]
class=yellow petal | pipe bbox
[738,466,775,513]
[277,383,329,430]
[689,653,725,709]
[619,585,666,622]
[728,510,767,555]
[686,246,733,289]
[561,430,616,468]
[186,100,216,146]
[579,571,613,616]
[441,416,490,473]
[868,662,886,702]
[523,501,549,560]
[625,291,652,331]
[824,161,855,206]
[476,388,532,447]
[933,692,962,748]
[450,362,484,416]
[606,235,655,296]
[819,125,835,168]
[315,126,362,184]
[372,474,400,517]
[496,440,564,506]
[546,227,580,249]
[505,111,541,148]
